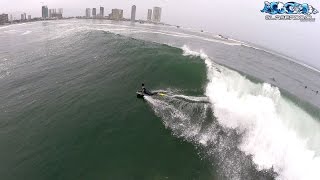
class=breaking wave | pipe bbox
[145,45,320,180]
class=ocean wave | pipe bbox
[225,37,320,74]
[181,45,320,180]
[93,22,242,46]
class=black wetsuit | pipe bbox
[142,86,155,96]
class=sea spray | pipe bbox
[182,45,320,180]
[144,91,271,179]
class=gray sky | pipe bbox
[1,0,320,69]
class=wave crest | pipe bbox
[181,45,320,180]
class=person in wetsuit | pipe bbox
[142,83,156,96]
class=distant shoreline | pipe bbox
[1,18,319,75]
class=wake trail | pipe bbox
[170,94,209,103]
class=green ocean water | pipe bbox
[1,20,320,180]
[1,30,216,179]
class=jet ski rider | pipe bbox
[142,83,156,96]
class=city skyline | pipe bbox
[1,3,162,24]
[82,5,161,22]
[42,6,63,19]
[0,0,319,68]
[0,2,165,23]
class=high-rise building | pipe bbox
[42,6,48,19]
[92,8,96,17]
[147,9,152,21]
[49,8,63,19]
[109,9,123,20]
[10,14,13,22]
[152,7,162,23]
[49,9,54,18]
[86,8,91,18]
[58,8,63,15]
[49,9,57,18]
[100,7,104,17]
[56,10,63,19]
[21,13,27,20]
[49,9,51,17]
[131,5,136,22]
[28,15,31,20]
[0,14,8,24]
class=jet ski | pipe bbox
[136,90,156,98]
[136,90,165,98]
[136,91,145,98]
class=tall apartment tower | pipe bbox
[110,9,123,20]
[58,8,63,15]
[0,14,9,25]
[100,7,104,17]
[131,5,136,22]
[92,8,97,17]
[86,8,91,18]
[147,9,152,21]
[152,7,162,23]
[42,6,49,19]
[49,9,54,18]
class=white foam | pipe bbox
[144,95,207,141]
[4,30,18,34]
[21,30,32,35]
[0,25,10,30]
[126,30,193,38]
[182,45,320,180]
[181,45,209,60]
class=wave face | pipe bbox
[0,28,215,180]
[144,45,320,180]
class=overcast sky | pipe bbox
[1,0,320,69]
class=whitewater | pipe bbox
[145,45,320,180]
